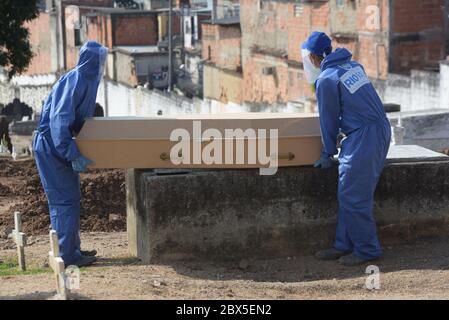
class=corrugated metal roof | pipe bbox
[202,16,240,25]
[115,45,163,54]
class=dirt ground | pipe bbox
[1,232,449,300]
[0,157,126,238]
[1,157,449,300]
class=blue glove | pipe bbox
[314,152,335,169]
[72,155,94,172]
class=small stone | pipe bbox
[238,259,249,270]
[109,214,120,222]
[152,280,161,287]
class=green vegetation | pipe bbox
[0,255,50,277]
[0,255,107,277]
[0,0,39,78]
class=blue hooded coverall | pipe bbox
[316,48,391,260]
[33,41,107,265]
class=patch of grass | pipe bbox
[0,255,115,277]
[0,256,50,277]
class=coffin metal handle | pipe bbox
[160,151,183,161]
[161,151,294,161]
[274,152,295,161]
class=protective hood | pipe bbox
[76,41,108,82]
[321,48,352,72]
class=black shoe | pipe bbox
[67,255,97,268]
[315,248,351,261]
[338,253,378,266]
[80,249,97,257]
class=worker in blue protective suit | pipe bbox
[32,41,108,267]
[302,32,391,266]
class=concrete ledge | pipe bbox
[127,160,449,263]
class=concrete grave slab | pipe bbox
[386,145,448,163]
[126,145,449,263]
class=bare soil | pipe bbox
[1,157,449,300]
[0,157,126,238]
[1,232,449,300]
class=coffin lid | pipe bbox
[77,113,322,140]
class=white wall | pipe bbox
[376,70,443,112]
[388,110,449,151]
[0,73,55,112]
[440,62,449,110]
[410,70,440,111]
[3,61,448,119]
[96,78,304,117]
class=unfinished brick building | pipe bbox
[202,0,449,108]
[64,7,167,69]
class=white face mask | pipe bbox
[301,49,321,85]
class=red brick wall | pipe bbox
[390,0,446,73]
[197,14,211,40]
[240,1,332,104]
[203,0,447,105]
[311,2,330,31]
[202,23,218,62]
[113,15,159,46]
[173,15,181,35]
[392,40,444,71]
[287,3,308,63]
[393,0,444,33]
[85,15,113,47]
[202,23,241,70]
[25,12,54,75]
[242,54,289,104]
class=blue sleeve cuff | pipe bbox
[322,150,337,158]
[65,139,81,162]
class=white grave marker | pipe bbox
[12,212,26,271]
[48,230,68,300]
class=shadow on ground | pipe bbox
[0,291,91,300]
[149,236,449,284]
[93,256,140,268]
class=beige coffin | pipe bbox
[75,113,323,169]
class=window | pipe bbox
[74,29,82,46]
[37,0,47,11]
[337,0,345,9]
[294,4,303,17]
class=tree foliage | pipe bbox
[0,0,39,78]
